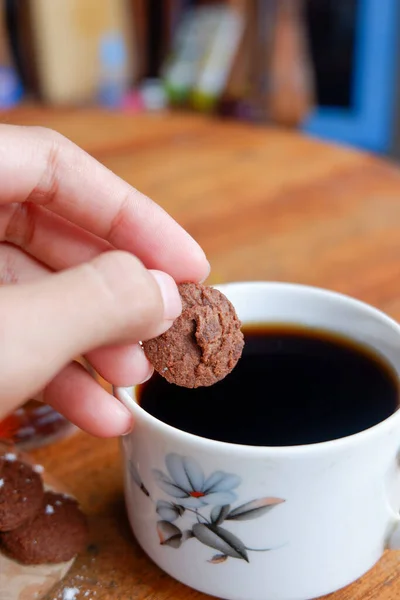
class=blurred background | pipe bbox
[0,0,399,158]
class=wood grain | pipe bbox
[3,107,400,599]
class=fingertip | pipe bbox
[149,270,182,320]
[177,258,211,285]
[45,362,134,438]
[109,399,134,437]
[190,244,211,283]
[176,238,211,283]
[199,259,211,283]
[86,343,154,386]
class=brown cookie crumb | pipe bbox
[143,283,244,388]
[0,454,44,532]
[0,492,88,564]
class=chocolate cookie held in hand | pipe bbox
[143,283,244,388]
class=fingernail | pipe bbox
[122,422,133,436]
[151,271,182,320]
[139,368,153,384]
[114,407,133,437]
[200,260,211,283]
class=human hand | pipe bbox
[0,125,209,436]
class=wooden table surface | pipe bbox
[4,107,400,599]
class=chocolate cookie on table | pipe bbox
[0,453,44,531]
[143,283,244,388]
[0,491,88,564]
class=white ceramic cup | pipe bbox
[115,282,400,600]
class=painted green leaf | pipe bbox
[227,497,285,521]
[192,523,248,562]
[182,529,195,542]
[129,460,150,497]
[210,504,231,525]
[156,520,182,548]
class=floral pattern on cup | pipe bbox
[129,453,285,564]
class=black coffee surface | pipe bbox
[138,324,399,446]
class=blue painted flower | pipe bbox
[153,453,241,508]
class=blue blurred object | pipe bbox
[98,32,129,108]
[0,64,23,109]
[302,0,398,154]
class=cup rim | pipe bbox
[114,281,400,456]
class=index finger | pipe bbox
[0,124,210,282]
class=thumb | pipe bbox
[0,250,181,409]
